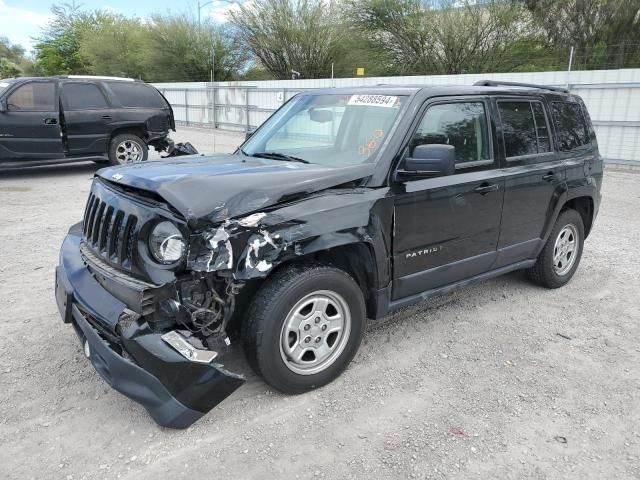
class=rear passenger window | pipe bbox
[531,102,551,153]
[107,82,166,108]
[551,102,590,152]
[7,82,55,111]
[411,102,490,166]
[62,83,108,110]
[498,101,553,158]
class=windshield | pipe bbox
[242,93,407,167]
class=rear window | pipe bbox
[62,83,108,110]
[106,82,166,108]
[551,102,590,152]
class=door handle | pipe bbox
[43,117,58,125]
[101,115,112,120]
[474,183,499,194]
[542,172,556,181]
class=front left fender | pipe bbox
[188,188,394,289]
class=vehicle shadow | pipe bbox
[0,162,103,180]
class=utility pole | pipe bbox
[566,46,574,90]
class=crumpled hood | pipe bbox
[98,154,375,222]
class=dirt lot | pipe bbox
[0,127,639,480]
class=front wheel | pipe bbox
[108,133,148,165]
[243,264,365,394]
[526,209,585,288]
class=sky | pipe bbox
[0,0,240,53]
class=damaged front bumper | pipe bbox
[55,226,245,428]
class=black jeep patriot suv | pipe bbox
[0,75,174,169]
[55,81,603,428]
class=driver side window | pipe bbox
[410,101,490,166]
[7,82,56,111]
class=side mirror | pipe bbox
[309,108,333,123]
[397,144,455,179]
[245,127,256,141]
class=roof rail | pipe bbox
[473,80,569,94]
[60,75,137,82]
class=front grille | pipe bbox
[82,191,139,270]
[80,243,159,316]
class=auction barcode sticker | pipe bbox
[348,95,398,108]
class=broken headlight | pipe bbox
[149,221,186,264]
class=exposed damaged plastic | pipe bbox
[161,330,218,364]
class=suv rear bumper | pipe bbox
[55,226,244,428]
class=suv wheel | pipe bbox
[109,133,148,165]
[243,264,365,394]
[527,209,585,288]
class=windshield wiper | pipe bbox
[251,152,310,164]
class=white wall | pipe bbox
[154,69,640,164]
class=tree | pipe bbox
[34,2,106,75]
[141,14,247,82]
[80,14,146,78]
[0,37,34,77]
[346,0,530,75]
[524,0,640,69]
[229,0,344,79]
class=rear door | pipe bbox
[392,97,505,299]
[0,80,62,160]
[60,81,113,156]
[493,97,565,267]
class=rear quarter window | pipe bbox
[551,101,590,152]
[106,82,166,108]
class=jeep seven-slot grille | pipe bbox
[82,193,138,269]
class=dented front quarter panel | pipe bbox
[188,187,394,288]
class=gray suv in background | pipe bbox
[0,75,175,170]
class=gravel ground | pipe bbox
[0,127,639,480]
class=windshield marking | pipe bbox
[348,95,399,108]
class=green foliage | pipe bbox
[79,14,146,78]
[240,66,276,80]
[23,0,640,81]
[0,37,33,77]
[33,3,247,82]
[229,0,345,79]
[34,2,104,75]
[141,15,247,82]
[524,0,640,70]
[343,0,533,75]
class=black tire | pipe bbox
[108,133,148,166]
[243,264,366,394]
[526,209,585,289]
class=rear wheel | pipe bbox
[243,264,365,394]
[526,209,584,288]
[108,133,148,165]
